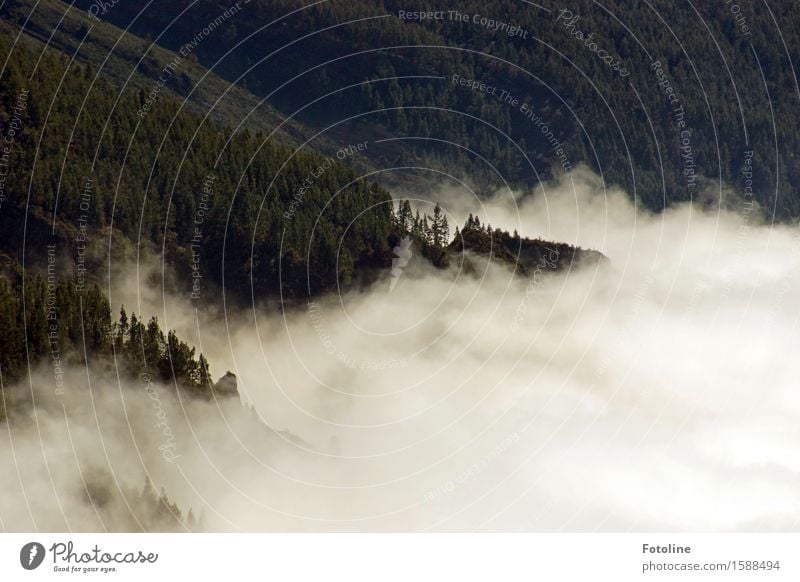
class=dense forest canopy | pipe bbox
[0,32,399,301]
[0,32,591,403]
[1,0,785,403]
[3,0,789,405]
[44,0,800,218]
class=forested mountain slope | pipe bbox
[54,0,800,218]
[0,33,396,300]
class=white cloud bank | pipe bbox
[3,167,800,531]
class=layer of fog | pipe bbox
[3,166,800,531]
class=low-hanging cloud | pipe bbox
[2,167,799,532]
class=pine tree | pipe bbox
[412,210,422,238]
[431,204,443,247]
[431,204,449,247]
[197,353,212,390]
[115,306,128,352]
[144,317,165,373]
[163,330,197,386]
[127,314,143,368]
[397,200,413,231]
[422,215,432,245]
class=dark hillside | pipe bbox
[64,0,800,218]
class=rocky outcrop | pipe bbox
[213,371,238,397]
